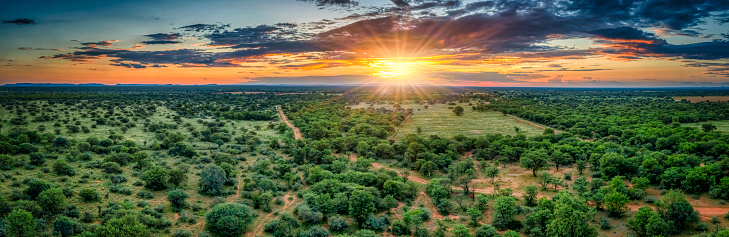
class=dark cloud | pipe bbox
[111,62,167,69]
[2,18,35,25]
[296,0,358,7]
[178,23,229,32]
[636,0,729,30]
[590,27,666,44]
[41,0,729,69]
[246,75,376,85]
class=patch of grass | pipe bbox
[352,102,544,139]
[684,120,729,133]
[674,96,729,103]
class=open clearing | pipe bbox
[352,102,545,139]
[684,120,729,133]
[674,96,729,103]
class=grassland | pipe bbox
[351,102,546,139]
[684,120,729,133]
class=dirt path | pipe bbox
[278,106,302,140]
[248,191,297,237]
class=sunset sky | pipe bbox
[1,0,729,87]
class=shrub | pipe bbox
[172,229,192,237]
[110,175,128,183]
[137,190,154,199]
[79,189,100,203]
[38,188,67,214]
[328,215,348,232]
[199,164,226,196]
[102,162,122,174]
[205,203,257,237]
[142,166,169,191]
[598,217,611,230]
[167,189,189,211]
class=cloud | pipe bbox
[80,40,117,48]
[2,19,35,25]
[178,23,229,32]
[142,33,182,44]
[296,0,358,7]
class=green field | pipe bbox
[684,120,729,133]
[351,102,545,139]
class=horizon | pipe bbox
[1,0,729,87]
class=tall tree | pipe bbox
[521,149,549,177]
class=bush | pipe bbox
[142,166,169,191]
[79,189,100,203]
[102,162,122,174]
[167,189,189,211]
[110,175,128,184]
[328,215,348,232]
[199,164,226,196]
[137,190,154,199]
[38,188,67,214]
[109,185,133,195]
[390,220,411,236]
[205,203,257,237]
[172,229,192,237]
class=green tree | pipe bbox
[79,189,100,203]
[97,215,150,237]
[545,192,598,237]
[702,123,717,132]
[5,209,36,237]
[200,164,226,196]
[206,203,257,237]
[474,224,499,237]
[467,207,482,226]
[628,207,668,237]
[453,106,464,116]
[492,196,517,230]
[451,224,471,237]
[420,161,438,177]
[142,166,169,190]
[38,188,67,214]
[168,169,188,187]
[604,191,629,217]
[550,150,572,171]
[349,190,376,223]
[524,185,538,206]
[521,150,549,177]
[53,216,77,237]
[167,189,189,211]
[484,165,499,184]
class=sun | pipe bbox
[369,59,414,80]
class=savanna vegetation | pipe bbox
[2,86,729,237]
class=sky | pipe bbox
[1,0,729,87]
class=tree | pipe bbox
[545,192,598,237]
[53,216,77,237]
[38,188,67,214]
[206,203,257,237]
[604,191,629,217]
[5,209,36,237]
[521,149,549,177]
[52,160,75,176]
[524,185,538,206]
[474,224,499,237]
[467,207,482,226]
[328,215,348,232]
[628,207,668,237]
[25,179,50,199]
[484,165,499,184]
[550,150,572,171]
[142,166,169,191]
[349,190,376,223]
[200,164,226,196]
[79,188,101,203]
[703,123,717,132]
[451,224,471,237]
[97,215,150,237]
[420,161,437,177]
[576,159,586,175]
[665,200,698,231]
[167,189,189,211]
[453,106,464,116]
[168,169,188,187]
[492,196,517,230]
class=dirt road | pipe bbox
[278,106,302,139]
